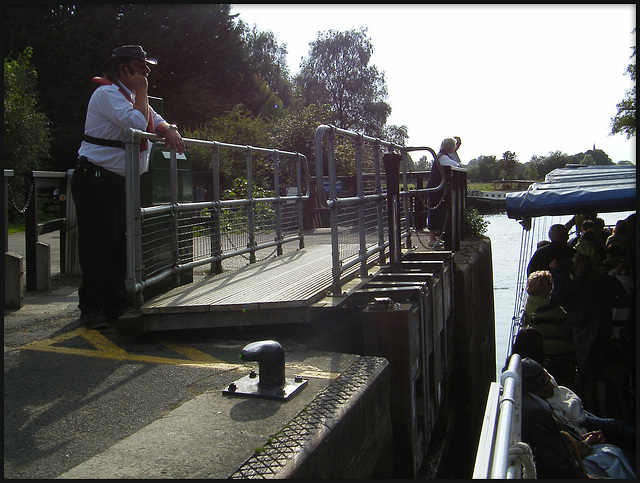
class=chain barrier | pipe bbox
[224,232,278,262]
[7,179,35,214]
[411,181,449,249]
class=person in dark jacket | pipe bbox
[520,358,588,478]
[549,254,631,417]
[527,224,576,276]
[520,358,636,479]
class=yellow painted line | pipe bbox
[156,339,223,363]
[21,327,236,369]
[20,329,342,379]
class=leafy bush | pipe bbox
[464,207,488,238]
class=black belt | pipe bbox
[82,133,124,149]
[76,156,123,181]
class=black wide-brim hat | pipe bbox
[103,45,157,69]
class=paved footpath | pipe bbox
[3,230,346,478]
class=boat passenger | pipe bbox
[549,254,632,417]
[512,328,636,448]
[623,213,635,270]
[521,271,573,360]
[526,224,575,276]
[570,219,606,262]
[601,244,626,275]
[606,219,631,257]
[574,230,602,265]
[520,358,636,479]
[565,212,597,238]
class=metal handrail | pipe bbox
[491,354,522,478]
[123,128,311,306]
[473,354,522,479]
[314,124,467,293]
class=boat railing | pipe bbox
[473,354,532,479]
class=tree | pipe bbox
[268,100,335,178]
[611,32,636,139]
[498,151,519,179]
[3,4,285,169]
[569,149,613,166]
[466,155,499,182]
[3,47,51,173]
[241,24,293,110]
[184,104,272,189]
[382,124,409,147]
[295,28,391,136]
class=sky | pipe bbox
[230,4,636,165]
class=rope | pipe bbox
[509,441,536,479]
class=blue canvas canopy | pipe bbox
[506,164,636,220]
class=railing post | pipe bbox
[273,150,283,256]
[23,171,38,291]
[373,143,386,267]
[211,143,223,275]
[383,152,403,272]
[4,170,13,255]
[401,151,412,249]
[124,128,143,308]
[325,129,342,295]
[169,149,180,286]
[296,153,305,250]
[355,135,368,279]
[246,147,256,264]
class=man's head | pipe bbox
[548,224,569,243]
[521,357,554,399]
[102,45,157,81]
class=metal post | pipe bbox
[246,147,256,264]
[373,143,386,266]
[355,135,368,278]
[383,153,403,272]
[124,128,143,307]
[401,151,412,249]
[4,170,13,255]
[169,149,180,286]
[273,150,283,256]
[211,143,222,275]
[326,129,342,295]
[296,154,305,250]
[23,171,38,291]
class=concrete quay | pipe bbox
[5,229,496,478]
[4,231,392,479]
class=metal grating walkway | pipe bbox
[142,245,341,314]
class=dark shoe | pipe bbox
[103,305,131,322]
[80,313,110,330]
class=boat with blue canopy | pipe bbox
[506,164,636,220]
[474,163,636,479]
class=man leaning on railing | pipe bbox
[72,45,184,330]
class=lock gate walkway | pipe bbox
[121,243,382,333]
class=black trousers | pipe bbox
[71,158,128,317]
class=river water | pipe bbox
[485,210,635,381]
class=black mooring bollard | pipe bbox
[240,340,286,390]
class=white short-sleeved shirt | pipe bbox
[78,82,166,176]
[439,153,462,168]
